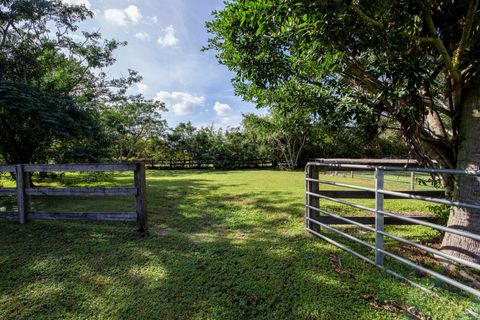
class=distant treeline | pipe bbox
[140,159,273,170]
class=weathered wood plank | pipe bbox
[25,187,136,197]
[0,165,16,172]
[318,190,445,199]
[0,188,16,196]
[0,163,146,226]
[23,163,137,172]
[0,212,18,219]
[313,215,438,225]
[27,212,137,221]
[135,163,147,232]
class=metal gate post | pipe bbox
[410,172,415,191]
[375,168,385,266]
[305,165,310,229]
[306,164,320,232]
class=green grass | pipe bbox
[0,169,478,319]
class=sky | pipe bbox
[62,0,263,128]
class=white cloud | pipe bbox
[155,91,205,115]
[135,32,150,41]
[104,8,127,26]
[62,0,91,9]
[158,25,179,47]
[124,5,142,24]
[136,83,148,94]
[213,102,232,117]
[147,16,158,24]
[104,5,142,26]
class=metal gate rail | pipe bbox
[305,162,480,298]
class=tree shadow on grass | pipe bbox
[0,221,396,319]
[0,174,475,319]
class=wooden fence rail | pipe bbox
[0,163,147,231]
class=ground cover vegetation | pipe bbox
[1,0,479,318]
[0,169,478,319]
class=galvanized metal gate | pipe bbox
[305,161,480,298]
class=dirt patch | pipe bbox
[363,294,432,320]
[328,252,354,276]
[393,240,480,289]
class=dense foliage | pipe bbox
[0,0,163,163]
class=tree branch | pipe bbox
[0,20,12,50]
[416,0,461,82]
[341,59,395,113]
[453,0,478,68]
[419,129,455,168]
[349,3,438,44]
[349,5,383,28]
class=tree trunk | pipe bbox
[441,77,480,263]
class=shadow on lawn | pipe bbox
[0,175,474,319]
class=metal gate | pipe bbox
[305,161,480,298]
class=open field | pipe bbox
[0,169,478,319]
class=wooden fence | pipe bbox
[140,159,273,169]
[0,163,147,231]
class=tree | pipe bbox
[144,136,169,168]
[101,97,166,162]
[0,81,103,164]
[224,127,267,165]
[165,122,197,167]
[206,1,480,262]
[189,126,217,167]
[243,108,314,169]
[0,0,137,164]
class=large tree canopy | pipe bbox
[206,0,478,169]
[206,1,480,262]
[0,80,102,163]
[0,0,152,163]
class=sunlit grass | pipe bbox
[0,169,477,319]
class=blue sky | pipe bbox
[63,0,263,128]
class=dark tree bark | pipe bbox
[441,77,480,263]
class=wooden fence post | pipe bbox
[15,164,30,224]
[307,165,320,232]
[135,163,147,232]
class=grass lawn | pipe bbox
[0,169,478,319]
